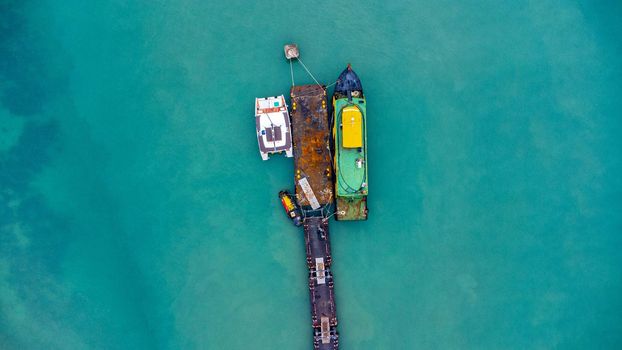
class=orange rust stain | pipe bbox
[290,85,333,208]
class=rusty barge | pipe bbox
[290,84,339,350]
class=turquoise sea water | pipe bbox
[2,1,622,349]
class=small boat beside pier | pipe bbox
[255,95,293,160]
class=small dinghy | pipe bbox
[278,190,303,226]
[255,95,293,160]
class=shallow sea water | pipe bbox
[1,1,622,349]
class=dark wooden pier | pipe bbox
[290,85,339,350]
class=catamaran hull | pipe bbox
[255,95,293,161]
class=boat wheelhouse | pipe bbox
[255,95,293,160]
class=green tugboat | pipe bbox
[332,64,368,221]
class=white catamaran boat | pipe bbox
[255,95,293,160]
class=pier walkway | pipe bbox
[305,217,339,350]
[290,84,339,349]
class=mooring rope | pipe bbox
[289,59,295,87]
[296,57,321,87]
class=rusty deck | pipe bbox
[290,85,333,210]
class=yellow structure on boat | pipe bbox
[341,106,363,148]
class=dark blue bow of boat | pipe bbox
[334,64,363,97]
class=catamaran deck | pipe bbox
[255,95,293,160]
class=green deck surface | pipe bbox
[334,97,368,198]
[334,97,369,220]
